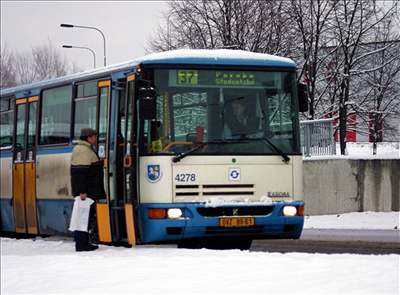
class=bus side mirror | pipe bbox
[138,87,156,120]
[298,83,308,112]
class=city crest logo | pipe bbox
[146,164,162,183]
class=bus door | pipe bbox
[12,96,39,234]
[96,80,113,243]
[122,73,137,246]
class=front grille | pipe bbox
[175,184,255,199]
[197,206,273,217]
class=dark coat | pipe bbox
[226,114,260,137]
[70,140,106,200]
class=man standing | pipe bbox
[70,128,106,251]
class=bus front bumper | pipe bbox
[137,201,304,244]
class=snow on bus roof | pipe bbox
[140,49,296,67]
[1,49,295,97]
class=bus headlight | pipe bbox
[283,206,297,216]
[167,208,183,219]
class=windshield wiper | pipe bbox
[241,137,290,163]
[172,139,243,163]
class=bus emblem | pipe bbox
[229,168,241,181]
[147,164,162,183]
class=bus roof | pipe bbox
[140,49,296,67]
[1,49,296,97]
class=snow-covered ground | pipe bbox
[342,142,399,158]
[1,212,399,295]
[305,142,400,160]
[304,211,400,230]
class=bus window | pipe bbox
[152,69,300,155]
[73,80,98,139]
[172,92,207,142]
[15,104,26,153]
[98,87,108,144]
[0,97,14,149]
[27,102,37,150]
[40,85,72,145]
[73,98,97,138]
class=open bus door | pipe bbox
[95,80,112,243]
[122,73,138,246]
[12,96,39,234]
[94,76,137,246]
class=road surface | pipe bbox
[251,229,400,254]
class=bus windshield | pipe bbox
[145,68,300,155]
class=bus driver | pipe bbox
[224,97,260,138]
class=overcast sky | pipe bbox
[1,1,169,71]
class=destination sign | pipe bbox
[169,69,275,88]
[215,71,256,86]
[177,70,199,85]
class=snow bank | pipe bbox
[1,237,399,295]
[304,211,400,230]
[305,142,400,160]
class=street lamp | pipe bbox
[60,23,106,66]
[62,45,96,68]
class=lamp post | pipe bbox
[60,23,106,66]
[62,45,96,68]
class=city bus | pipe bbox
[0,49,307,249]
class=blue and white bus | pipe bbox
[0,49,307,249]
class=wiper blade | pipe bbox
[243,137,290,163]
[172,139,243,163]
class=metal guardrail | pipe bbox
[300,118,336,157]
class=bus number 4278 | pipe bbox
[175,173,196,182]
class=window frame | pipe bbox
[38,84,73,147]
[0,96,15,150]
[142,66,302,156]
[72,95,98,140]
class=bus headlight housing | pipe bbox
[148,208,183,219]
[167,208,183,219]
[283,206,297,216]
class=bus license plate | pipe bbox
[219,217,255,227]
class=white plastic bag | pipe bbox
[69,196,94,232]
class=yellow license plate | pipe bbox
[219,217,255,227]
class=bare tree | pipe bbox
[31,40,69,81]
[1,40,76,88]
[352,19,400,153]
[329,0,398,154]
[148,0,399,153]
[0,46,17,89]
[289,0,338,120]
[147,0,296,56]
[14,51,38,85]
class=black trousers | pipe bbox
[88,202,98,243]
[74,202,98,250]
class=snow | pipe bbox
[305,142,400,160]
[204,196,273,207]
[1,238,399,295]
[140,49,296,65]
[1,212,399,295]
[304,211,400,230]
